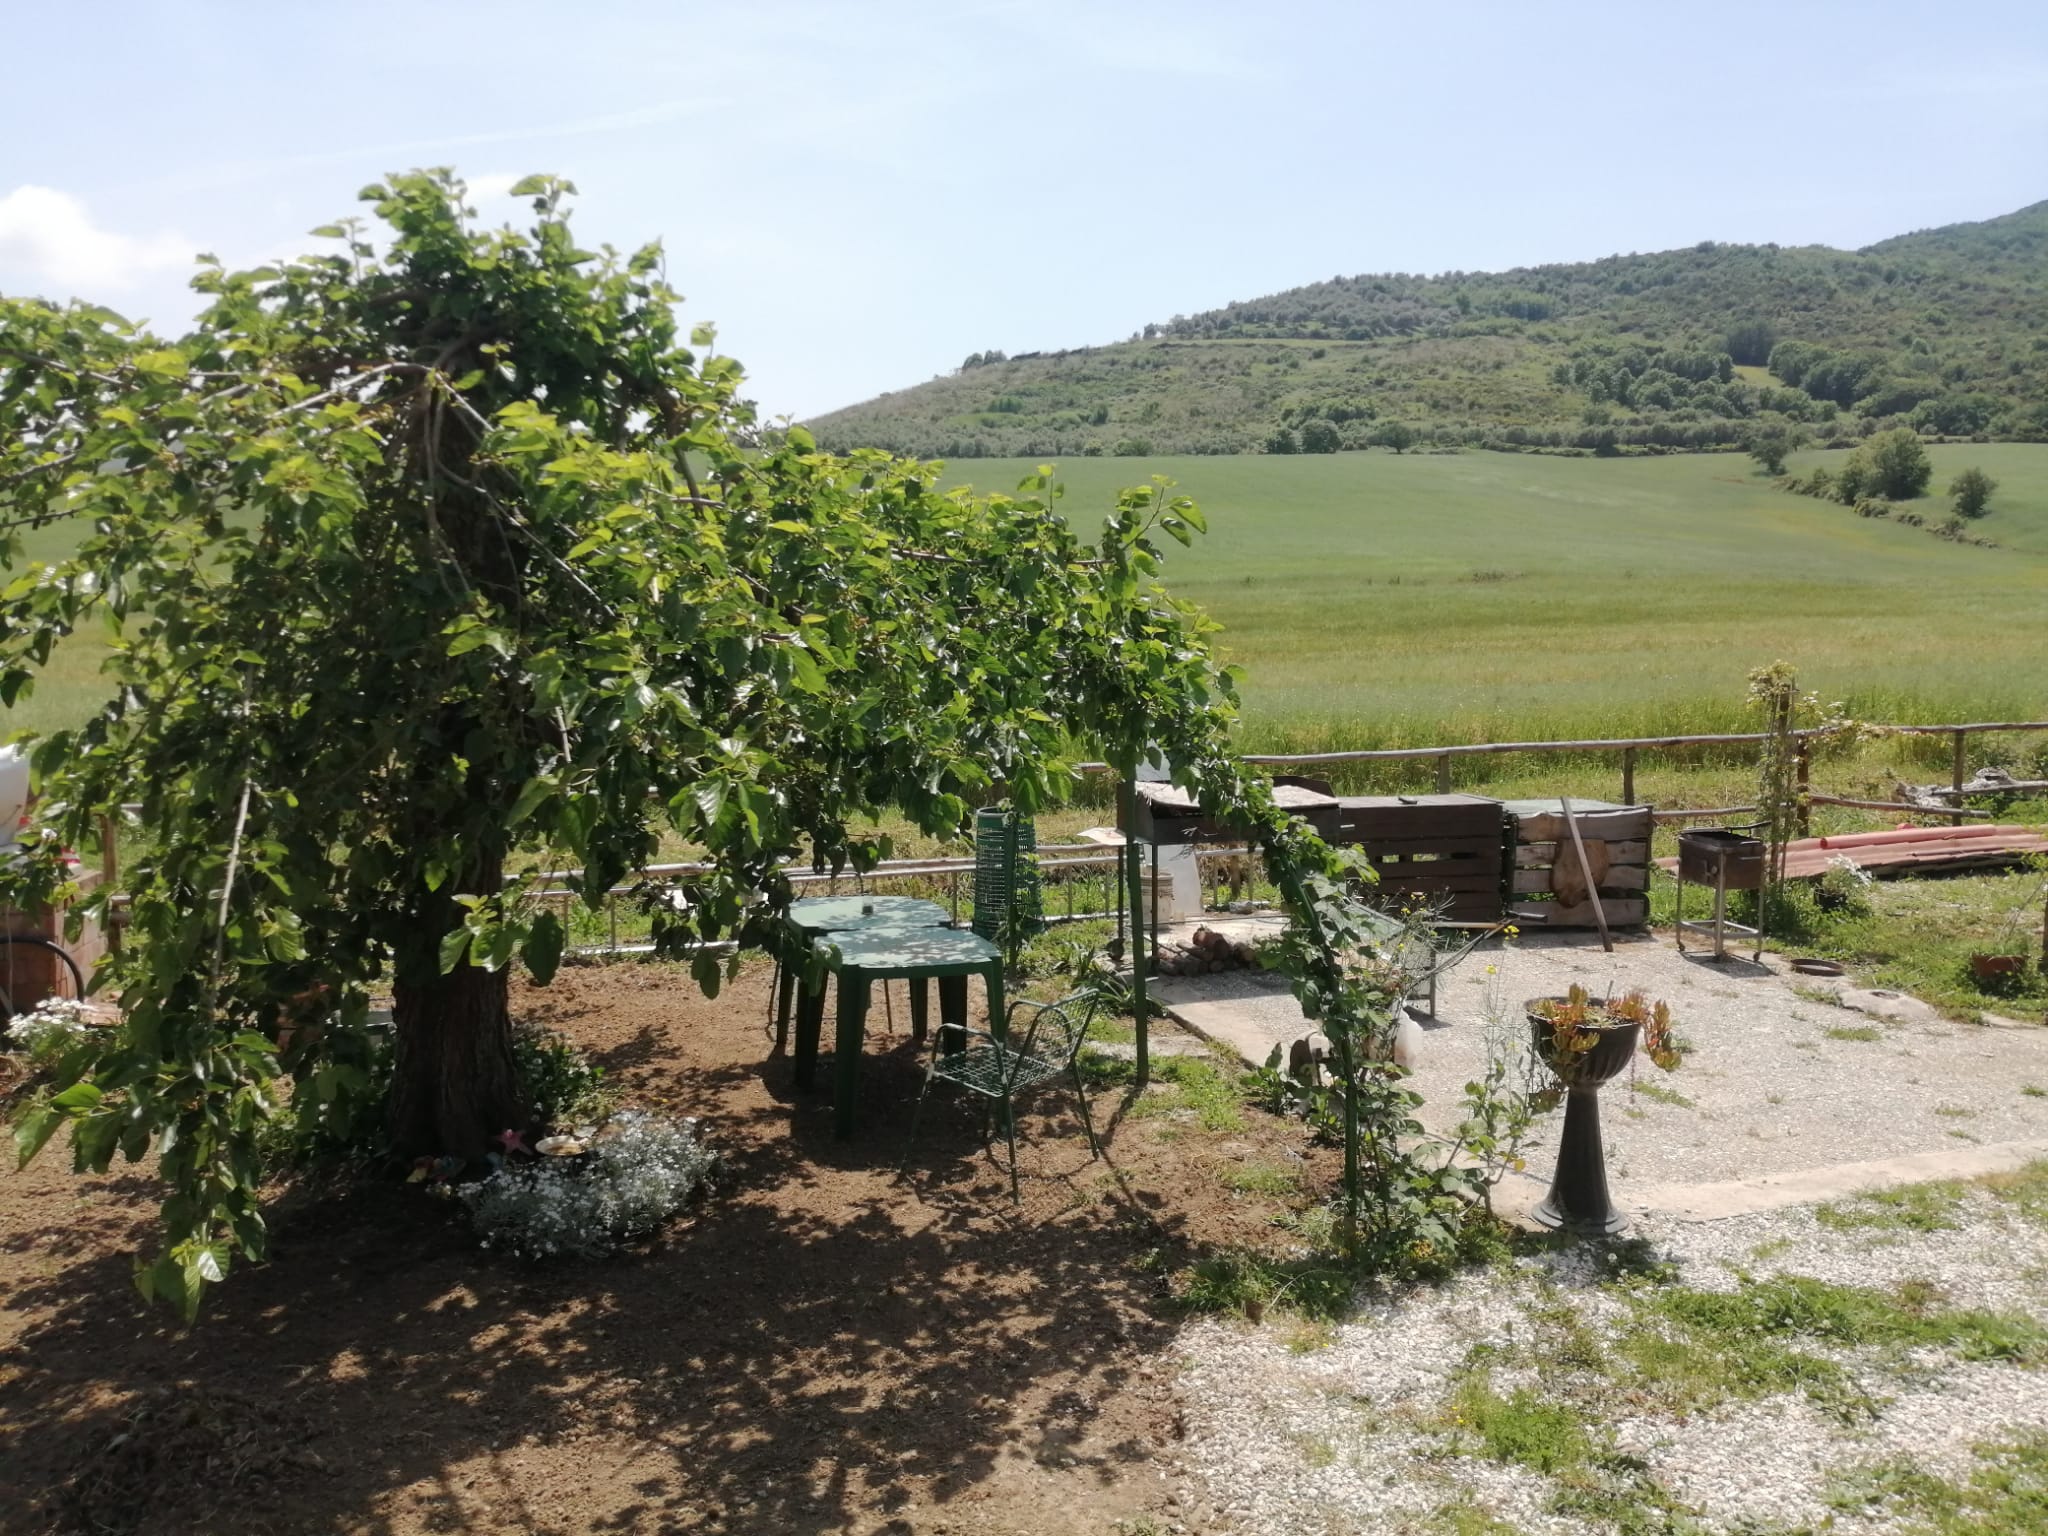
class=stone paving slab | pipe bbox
[1149,972,1306,1070]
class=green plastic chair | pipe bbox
[906,990,1103,1203]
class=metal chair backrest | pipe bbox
[1001,990,1100,1087]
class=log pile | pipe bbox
[1153,925,1259,977]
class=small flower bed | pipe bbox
[4,998,93,1067]
[459,1110,716,1261]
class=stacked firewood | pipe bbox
[1153,926,1258,976]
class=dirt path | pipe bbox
[0,958,1320,1536]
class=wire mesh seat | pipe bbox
[906,989,1103,1203]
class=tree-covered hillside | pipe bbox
[808,201,2048,459]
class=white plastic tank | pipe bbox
[0,746,27,845]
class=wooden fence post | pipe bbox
[1621,747,1636,808]
[1952,730,1968,795]
[1435,753,1452,794]
[1794,738,1811,836]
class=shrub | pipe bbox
[1862,427,1933,499]
[1951,466,1997,518]
[512,1023,614,1129]
[461,1110,716,1260]
[1265,427,1298,455]
[1814,855,1874,917]
[1834,452,1870,503]
[1299,418,1342,454]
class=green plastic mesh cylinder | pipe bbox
[971,807,1042,944]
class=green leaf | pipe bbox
[508,775,555,827]
[49,1081,103,1112]
[691,778,728,832]
[508,175,550,197]
[786,646,825,693]
[73,1112,120,1172]
[691,949,723,999]
[438,926,473,974]
[523,910,566,985]
[12,1103,63,1170]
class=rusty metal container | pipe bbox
[1677,828,1766,891]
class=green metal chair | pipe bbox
[906,989,1104,1203]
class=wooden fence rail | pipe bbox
[99,717,2047,953]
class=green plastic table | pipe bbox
[777,897,951,1054]
[800,926,1005,1139]
[787,895,950,932]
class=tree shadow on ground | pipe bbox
[0,966,1196,1536]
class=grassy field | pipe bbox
[946,444,2048,753]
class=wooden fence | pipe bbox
[102,717,2048,955]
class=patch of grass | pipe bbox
[1649,1273,2047,1379]
[1793,984,1845,1008]
[1824,1023,1885,1042]
[1286,1319,1338,1354]
[1440,1369,1695,1533]
[1628,1080,1694,1110]
[1796,867,2048,1022]
[1219,1158,1300,1197]
[2023,1084,2047,1098]
[1982,1160,2048,1226]
[1612,1315,1860,1421]
[1825,1432,2048,1533]
[920,450,2048,750]
[1172,1246,1354,1323]
[1606,1269,2048,1425]
[1443,1378,1591,1476]
[1124,1053,1246,1133]
[1297,1433,1337,1469]
[1818,1180,1968,1234]
[1937,1103,1979,1118]
[1428,1498,1521,1536]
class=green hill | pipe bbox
[811,202,2048,459]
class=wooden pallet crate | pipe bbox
[1335,793,1507,923]
[1503,799,1652,930]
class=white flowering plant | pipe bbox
[5,998,94,1067]
[459,1110,716,1261]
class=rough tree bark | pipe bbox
[386,852,526,1160]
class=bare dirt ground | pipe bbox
[0,958,1327,1536]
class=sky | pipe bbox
[3,1,2045,420]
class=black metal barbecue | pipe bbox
[1674,825,1768,961]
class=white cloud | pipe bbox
[0,185,193,293]
[466,172,524,203]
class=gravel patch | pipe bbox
[1409,933,2048,1191]
[1174,1186,2048,1535]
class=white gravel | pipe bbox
[1171,1187,2048,1535]
[1408,932,2048,1190]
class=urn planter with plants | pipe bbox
[1525,985,1682,1235]
[1968,856,2046,992]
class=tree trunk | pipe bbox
[387,857,526,1162]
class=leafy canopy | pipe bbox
[1,171,1470,1314]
